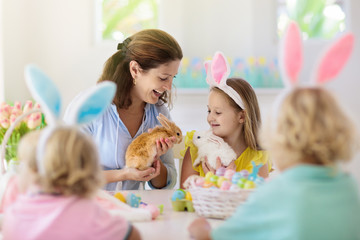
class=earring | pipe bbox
[133,78,136,85]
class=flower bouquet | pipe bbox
[0,100,46,167]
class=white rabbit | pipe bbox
[192,130,236,169]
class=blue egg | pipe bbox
[171,190,185,201]
[255,177,265,185]
[232,172,242,184]
[126,193,141,208]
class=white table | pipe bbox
[129,189,224,240]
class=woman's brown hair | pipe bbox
[98,29,183,109]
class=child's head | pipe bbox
[18,127,104,198]
[208,78,262,150]
[262,87,357,170]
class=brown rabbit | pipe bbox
[125,113,183,170]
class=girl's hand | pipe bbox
[201,156,216,175]
[202,157,236,175]
[215,157,236,170]
[188,217,212,240]
[124,160,161,182]
[155,136,177,158]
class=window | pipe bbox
[99,0,159,42]
[277,0,347,40]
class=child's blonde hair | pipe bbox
[212,78,262,150]
[262,87,357,167]
[18,127,104,198]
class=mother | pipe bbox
[66,29,183,190]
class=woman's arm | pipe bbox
[180,147,198,189]
[103,167,158,183]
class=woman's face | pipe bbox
[132,60,181,104]
[207,90,243,138]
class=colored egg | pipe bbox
[230,184,239,191]
[244,180,256,189]
[195,177,205,187]
[220,180,231,190]
[239,169,249,178]
[114,192,126,203]
[210,175,219,184]
[185,191,192,201]
[203,181,214,188]
[126,193,141,208]
[224,169,235,179]
[205,172,214,181]
[215,167,226,176]
[231,172,242,184]
[255,177,264,186]
[217,176,227,188]
[171,190,186,201]
[237,178,247,188]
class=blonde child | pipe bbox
[3,127,141,240]
[180,52,271,188]
[188,23,360,240]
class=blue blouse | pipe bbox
[65,95,177,191]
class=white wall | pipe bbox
[1,0,360,185]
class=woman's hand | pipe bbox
[147,128,177,158]
[124,160,161,182]
[188,217,212,240]
[155,136,177,158]
[202,157,236,175]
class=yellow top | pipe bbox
[180,130,271,177]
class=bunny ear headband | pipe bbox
[205,51,245,109]
[272,21,355,120]
[279,21,354,88]
[25,64,116,175]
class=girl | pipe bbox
[3,128,141,240]
[65,29,183,191]
[188,23,360,240]
[180,52,271,188]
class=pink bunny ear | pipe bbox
[204,61,211,85]
[314,33,354,84]
[280,21,303,86]
[211,52,230,85]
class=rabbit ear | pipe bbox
[207,134,222,147]
[210,52,230,85]
[279,21,303,87]
[157,113,171,129]
[312,33,354,84]
[204,61,211,85]
[64,81,116,125]
[24,64,62,125]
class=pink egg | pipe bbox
[224,169,235,179]
[195,177,205,187]
[142,204,160,220]
[215,167,226,176]
[220,181,232,190]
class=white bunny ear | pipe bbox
[64,81,116,125]
[25,64,62,125]
[279,21,303,87]
[312,33,354,84]
[210,51,230,85]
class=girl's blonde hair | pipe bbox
[262,88,357,167]
[18,127,104,198]
[212,78,262,150]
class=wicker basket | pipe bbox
[188,186,253,219]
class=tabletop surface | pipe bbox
[128,189,224,240]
